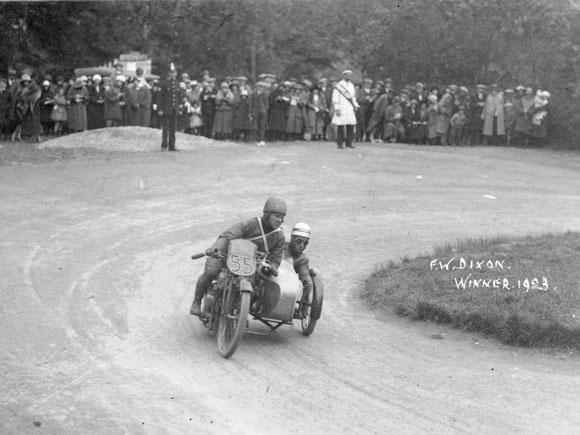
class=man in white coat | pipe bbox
[332,70,359,149]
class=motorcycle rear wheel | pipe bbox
[217,289,251,358]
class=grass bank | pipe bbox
[362,231,580,349]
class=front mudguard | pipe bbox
[309,268,324,320]
[238,276,254,293]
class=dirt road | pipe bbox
[1,136,580,434]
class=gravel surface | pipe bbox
[1,128,580,433]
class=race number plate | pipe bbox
[227,239,257,276]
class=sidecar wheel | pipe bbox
[217,290,251,358]
[301,286,318,337]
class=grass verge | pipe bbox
[362,231,580,349]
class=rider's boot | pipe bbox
[190,284,205,316]
[189,299,202,316]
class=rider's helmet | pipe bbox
[263,196,287,216]
[291,222,311,239]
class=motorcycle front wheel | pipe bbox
[217,288,251,358]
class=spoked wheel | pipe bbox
[217,287,251,358]
[301,285,320,336]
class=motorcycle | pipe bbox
[191,239,323,358]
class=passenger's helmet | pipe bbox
[291,222,310,239]
[263,196,287,215]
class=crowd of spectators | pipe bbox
[0,64,550,147]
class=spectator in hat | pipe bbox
[212,82,235,140]
[468,84,486,146]
[406,98,422,144]
[317,77,332,140]
[449,106,467,146]
[481,84,505,145]
[233,83,252,141]
[383,96,404,143]
[124,77,140,126]
[67,77,89,133]
[286,84,306,141]
[136,75,152,128]
[331,70,359,148]
[503,89,516,146]
[356,78,374,141]
[39,79,55,135]
[200,77,217,138]
[530,90,550,145]
[87,74,105,130]
[306,85,328,141]
[427,94,440,145]
[150,79,161,128]
[250,81,269,146]
[513,87,535,146]
[268,81,290,141]
[8,73,28,141]
[413,82,427,106]
[188,100,203,135]
[18,74,42,142]
[366,81,388,142]
[50,86,68,135]
[437,87,453,145]
[104,76,123,128]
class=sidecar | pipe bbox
[251,259,324,336]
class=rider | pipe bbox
[284,222,314,311]
[190,196,287,316]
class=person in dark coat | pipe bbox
[150,80,161,128]
[306,85,328,141]
[0,79,13,140]
[468,84,486,146]
[356,78,374,141]
[39,80,55,135]
[233,87,252,141]
[104,77,122,127]
[250,81,269,145]
[268,82,290,141]
[366,83,389,142]
[136,77,152,128]
[87,75,105,130]
[212,82,235,139]
[200,77,217,138]
[124,78,140,126]
[19,77,42,141]
[156,65,182,151]
[67,78,89,132]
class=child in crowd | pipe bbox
[51,87,68,135]
[189,100,203,135]
[449,106,467,146]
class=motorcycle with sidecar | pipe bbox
[191,239,323,358]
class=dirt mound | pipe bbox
[39,126,228,152]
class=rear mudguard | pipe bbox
[310,268,324,320]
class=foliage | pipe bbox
[1,0,579,147]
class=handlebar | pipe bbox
[191,249,225,260]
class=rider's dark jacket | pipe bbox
[210,217,285,270]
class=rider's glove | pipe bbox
[262,264,278,277]
[205,248,220,258]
